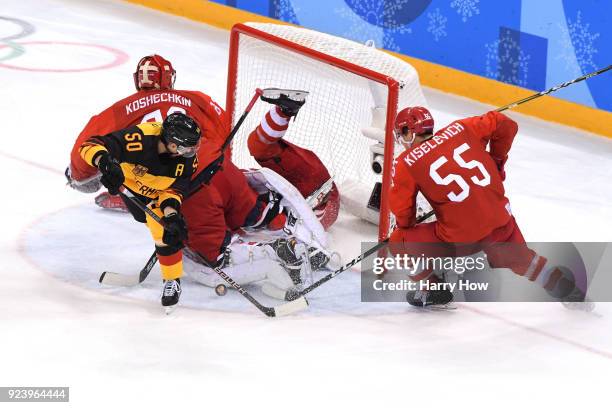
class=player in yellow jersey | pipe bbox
[79,112,200,312]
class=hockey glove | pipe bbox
[162,212,188,248]
[97,152,124,195]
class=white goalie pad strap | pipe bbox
[243,167,329,247]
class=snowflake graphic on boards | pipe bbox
[557,11,600,75]
[450,0,479,22]
[335,0,412,52]
[272,0,300,24]
[427,8,447,42]
[485,30,531,87]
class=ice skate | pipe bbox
[406,288,455,310]
[94,191,129,212]
[260,88,308,117]
[161,278,182,314]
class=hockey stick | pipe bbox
[495,64,612,112]
[99,251,157,286]
[98,88,264,287]
[284,210,433,301]
[118,188,308,317]
[188,88,264,193]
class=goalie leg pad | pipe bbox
[184,240,272,287]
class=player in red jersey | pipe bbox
[389,107,584,307]
[66,54,227,203]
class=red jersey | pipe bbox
[390,111,518,242]
[69,89,229,182]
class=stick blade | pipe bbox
[99,271,140,287]
[273,296,309,317]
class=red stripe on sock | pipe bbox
[157,251,182,266]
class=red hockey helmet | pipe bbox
[133,54,176,91]
[394,106,434,139]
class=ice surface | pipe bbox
[2,0,612,406]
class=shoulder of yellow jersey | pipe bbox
[135,122,163,137]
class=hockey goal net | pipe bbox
[226,22,428,241]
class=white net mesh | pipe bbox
[228,23,429,229]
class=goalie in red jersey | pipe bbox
[389,107,585,308]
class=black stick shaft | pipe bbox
[496,64,612,112]
[138,252,158,283]
[221,88,262,151]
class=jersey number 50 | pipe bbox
[429,143,491,202]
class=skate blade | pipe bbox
[562,301,595,313]
[261,88,309,100]
[164,305,177,315]
[429,304,457,311]
[410,303,457,312]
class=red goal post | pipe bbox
[226,22,428,242]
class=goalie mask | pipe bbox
[394,106,434,146]
[162,113,201,158]
[133,54,176,91]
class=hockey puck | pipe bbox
[215,284,227,296]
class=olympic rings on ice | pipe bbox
[0,16,36,41]
[0,16,129,72]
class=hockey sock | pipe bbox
[247,106,290,160]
